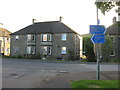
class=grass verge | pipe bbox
[70,80,119,88]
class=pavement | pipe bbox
[36,71,119,88]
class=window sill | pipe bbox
[110,55,115,56]
[61,54,67,55]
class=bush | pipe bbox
[68,50,76,61]
[83,35,96,62]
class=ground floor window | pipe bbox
[27,46,35,54]
[14,47,18,54]
[61,47,66,54]
[41,46,51,55]
[110,49,115,56]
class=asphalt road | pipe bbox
[1,58,119,88]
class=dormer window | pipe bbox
[62,34,66,41]
[15,35,19,40]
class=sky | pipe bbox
[0,0,118,35]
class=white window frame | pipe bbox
[27,35,32,42]
[43,34,47,41]
[15,35,19,40]
[110,49,115,56]
[110,36,115,42]
[27,46,31,54]
[48,47,51,55]
[14,47,18,54]
[27,46,35,54]
[48,34,52,41]
[32,35,35,41]
[61,47,66,54]
[31,46,35,54]
[41,46,52,55]
[41,34,52,41]
[62,34,67,41]
[27,34,35,42]
[43,46,47,55]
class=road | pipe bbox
[2,58,118,88]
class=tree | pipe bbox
[83,35,96,62]
[101,35,113,62]
[95,0,120,15]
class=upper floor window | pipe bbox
[43,34,47,41]
[27,34,35,42]
[7,38,10,43]
[62,34,66,41]
[41,34,52,41]
[15,35,19,40]
[110,36,115,42]
[61,47,66,54]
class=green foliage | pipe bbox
[80,59,87,62]
[70,80,119,88]
[109,58,120,63]
[68,50,76,61]
[2,55,24,59]
[83,35,96,62]
[95,1,120,15]
[101,35,113,62]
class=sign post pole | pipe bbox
[96,7,100,80]
[90,8,106,80]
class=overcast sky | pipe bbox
[0,0,118,34]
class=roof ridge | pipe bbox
[11,21,77,35]
[34,21,60,24]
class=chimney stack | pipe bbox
[59,16,62,21]
[113,17,116,24]
[32,18,37,24]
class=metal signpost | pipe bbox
[90,26,106,80]
[90,25,106,34]
[90,9,106,80]
[91,35,105,44]
[89,7,106,80]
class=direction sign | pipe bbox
[90,25,106,34]
[91,34,105,44]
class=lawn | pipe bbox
[70,80,119,88]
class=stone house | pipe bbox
[10,21,82,60]
[105,17,120,61]
[0,26,11,56]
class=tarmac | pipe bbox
[37,71,119,88]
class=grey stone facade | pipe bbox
[107,35,120,61]
[10,33,80,60]
[105,21,120,61]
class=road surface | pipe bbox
[2,58,118,88]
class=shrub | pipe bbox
[83,35,96,62]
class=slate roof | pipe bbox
[106,21,120,35]
[11,21,76,35]
[0,28,11,37]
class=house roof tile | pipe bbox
[11,21,76,35]
[106,21,120,35]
